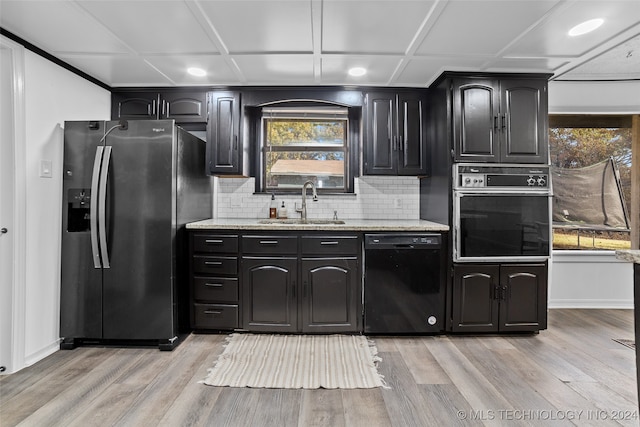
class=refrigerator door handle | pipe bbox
[98,146,112,269]
[90,146,104,268]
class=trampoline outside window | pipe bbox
[549,118,632,250]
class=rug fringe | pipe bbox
[197,333,234,385]
[366,337,391,389]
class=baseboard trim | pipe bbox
[548,299,633,309]
[23,340,61,368]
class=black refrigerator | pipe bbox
[60,120,211,350]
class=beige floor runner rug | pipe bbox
[201,333,386,389]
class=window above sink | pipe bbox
[259,104,355,194]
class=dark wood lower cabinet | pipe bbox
[301,258,359,333]
[199,232,361,334]
[451,263,547,332]
[242,257,298,332]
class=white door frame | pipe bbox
[0,35,27,374]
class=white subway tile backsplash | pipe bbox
[213,176,420,220]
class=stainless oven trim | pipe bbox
[452,191,552,263]
[452,162,553,194]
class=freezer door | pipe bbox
[60,121,105,339]
[101,120,175,340]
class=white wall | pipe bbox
[549,252,633,308]
[549,80,640,114]
[21,52,110,366]
[547,79,639,308]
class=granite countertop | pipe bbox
[186,218,449,232]
[615,250,640,264]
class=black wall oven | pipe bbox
[453,164,552,263]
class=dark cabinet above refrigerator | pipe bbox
[111,90,208,125]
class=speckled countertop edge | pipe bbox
[186,218,449,232]
[615,250,640,264]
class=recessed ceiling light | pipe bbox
[568,18,604,36]
[348,67,367,77]
[187,67,207,77]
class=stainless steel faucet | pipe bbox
[295,180,318,220]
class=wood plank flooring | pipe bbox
[1,309,637,427]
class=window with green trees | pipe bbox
[261,106,349,193]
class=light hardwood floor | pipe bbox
[1,309,637,427]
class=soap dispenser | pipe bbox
[269,193,277,218]
[278,201,288,219]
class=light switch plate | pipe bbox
[40,159,52,178]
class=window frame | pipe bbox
[257,105,356,194]
[549,114,633,251]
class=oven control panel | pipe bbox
[456,164,550,190]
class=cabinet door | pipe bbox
[499,264,547,331]
[452,79,500,162]
[300,258,360,333]
[397,92,428,175]
[161,91,207,123]
[208,91,241,174]
[451,264,500,332]
[500,79,548,163]
[111,92,159,120]
[242,257,297,332]
[364,92,396,175]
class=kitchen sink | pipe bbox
[258,219,346,225]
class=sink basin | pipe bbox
[258,219,345,225]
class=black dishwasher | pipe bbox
[364,233,445,334]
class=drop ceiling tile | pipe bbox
[57,55,172,86]
[397,57,489,86]
[560,35,640,80]
[232,55,314,84]
[144,55,240,85]
[199,0,313,53]
[78,1,218,54]
[485,57,569,73]
[322,1,436,53]
[416,0,560,56]
[507,0,640,57]
[320,56,402,85]
[0,0,130,54]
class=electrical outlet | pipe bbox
[393,198,402,209]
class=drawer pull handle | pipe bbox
[259,240,279,245]
[320,241,339,245]
[205,239,224,244]
[204,310,222,315]
[204,283,224,288]
[204,261,223,266]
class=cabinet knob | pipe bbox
[0,228,7,234]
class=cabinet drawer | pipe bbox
[193,255,237,275]
[193,303,238,329]
[193,234,238,253]
[242,235,298,254]
[193,277,238,302]
[301,236,359,255]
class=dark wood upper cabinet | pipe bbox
[161,92,207,123]
[207,91,241,175]
[111,90,207,124]
[112,92,158,120]
[451,75,549,163]
[364,90,428,175]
